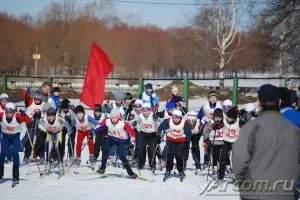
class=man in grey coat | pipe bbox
[232,84,300,200]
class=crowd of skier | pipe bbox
[0,80,299,197]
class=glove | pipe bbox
[87,131,93,139]
[156,134,161,144]
[132,121,137,127]
[153,113,158,120]
[19,109,26,117]
[202,139,209,148]
[33,111,41,120]
[64,115,71,124]
[102,104,112,113]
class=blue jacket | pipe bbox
[50,95,61,108]
[140,91,159,108]
[197,102,217,120]
[280,106,300,128]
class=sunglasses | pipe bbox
[0,98,8,102]
[134,104,142,108]
[142,108,151,111]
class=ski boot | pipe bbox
[23,157,30,164]
[195,168,201,175]
[96,166,105,174]
[217,170,225,181]
[12,166,19,187]
[44,162,51,175]
[58,163,65,175]
[163,171,171,182]
[129,172,138,179]
[6,156,12,164]
[212,169,218,179]
[179,171,185,182]
[39,158,45,165]
[74,159,81,174]
[89,156,96,171]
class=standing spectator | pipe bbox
[0,93,9,113]
[140,83,159,109]
[279,87,300,127]
[167,86,183,105]
[233,84,300,200]
[50,87,61,109]
[286,80,297,107]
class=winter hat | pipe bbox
[258,84,280,102]
[47,107,56,116]
[145,83,153,89]
[110,108,121,118]
[142,103,152,110]
[172,86,179,94]
[124,92,133,100]
[134,99,143,107]
[5,102,16,112]
[187,111,197,120]
[226,107,238,119]
[33,92,44,101]
[0,93,9,101]
[61,99,71,109]
[213,108,223,118]
[208,90,217,98]
[94,104,102,112]
[244,103,256,112]
[172,109,182,118]
[52,87,60,93]
[223,99,233,107]
[75,105,85,114]
[166,101,176,111]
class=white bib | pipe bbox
[209,124,225,141]
[75,115,93,132]
[168,119,186,140]
[106,119,129,140]
[203,101,222,118]
[26,101,45,118]
[138,113,157,133]
[41,114,64,133]
[1,113,22,134]
[223,119,240,143]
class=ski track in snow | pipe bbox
[0,141,240,200]
[2,99,243,200]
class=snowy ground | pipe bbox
[1,98,248,200]
[0,141,240,200]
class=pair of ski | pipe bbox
[80,172,155,183]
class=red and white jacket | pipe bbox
[0,112,31,135]
[98,118,135,140]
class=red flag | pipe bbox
[80,42,114,109]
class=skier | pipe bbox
[166,86,183,105]
[109,91,125,118]
[157,109,192,181]
[156,101,176,119]
[123,92,134,120]
[185,111,202,174]
[127,99,143,162]
[72,105,98,169]
[222,99,233,114]
[218,106,241,180]
[136,103,158,170]
[90,104,107,160]
[95,108,138,179]
[140,83,159,109]
[0,102,31,186]
[197,90,222,168]
[0,93,12,163]
[58,99,76,162]
[23,92,45,163]
[0,93,9,113]
[39,107,66,175]
[202,108,225,178]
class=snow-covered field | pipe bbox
[0,141,240,200]
[0,98,250,200]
